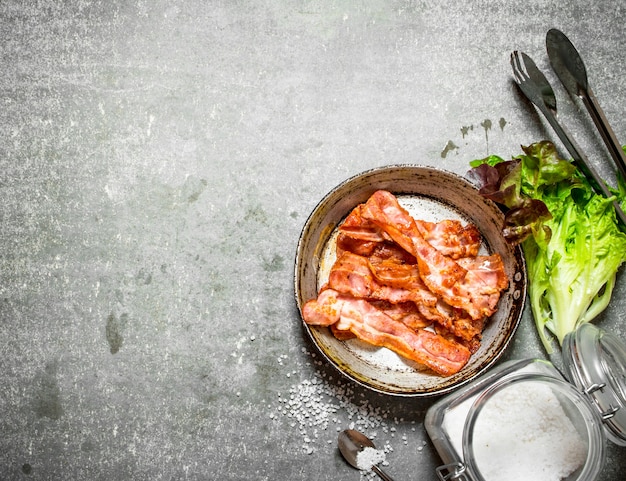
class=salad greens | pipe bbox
[468,141,626,353]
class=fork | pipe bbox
[510,50,626,227]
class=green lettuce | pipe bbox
[468,141,626,353]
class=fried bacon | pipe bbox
[416,300,485,343]
[328,251,437,306]
[434,324,482,355]
[303,288,342,326]
[360,190,468,292]
[415,219,481,259]
[360,190,505,320]
[453,255,509,320]
[336,204,388,257]
[371,300,431,330]
[331,300,430,334]
[302,190,509,377]
[303,288,471,376]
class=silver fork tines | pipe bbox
[511,51,528,86]
[511,51,556,112]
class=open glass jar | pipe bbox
[425,323,626,481]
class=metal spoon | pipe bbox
[338,429,395,481]
[546,28,626,182]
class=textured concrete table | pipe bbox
[1,1,625,480]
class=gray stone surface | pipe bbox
[1,1,625,480]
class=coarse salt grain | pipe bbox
[270,364,394,458]
[356,446,386,470]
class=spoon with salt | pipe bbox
[338,429,395,481]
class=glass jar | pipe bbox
[425,323,626,481]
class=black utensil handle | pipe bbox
[536,104,626,228]
[582,87,626,181]
[372,464,395,481]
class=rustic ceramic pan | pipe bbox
[294,165,527,396]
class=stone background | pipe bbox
[1,1,625,480]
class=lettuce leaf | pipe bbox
[468,141,626,353]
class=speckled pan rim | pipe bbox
[294,165,527,397]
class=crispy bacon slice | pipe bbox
[336,204,387,256]
[339,204,386,241]
[418,300,485,343]
[330,322,356,340]
[415,219,482,259]
[453,255,509,319]
[456,255,509,294]
[417,254,507,321]
[360,190,467,286]
[434,324,482,355]
[303,288,471,376]
[302,288,342,326]
[370,300,431,330]
[360,191,508,320]
[331,299,430,333]
[367,257,421,288]
[328,251,437,307]
[303,190,510,377]
[369,242,416,265]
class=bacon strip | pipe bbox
[336,204,388,257]
[303,288,342,326]
[328,251,437,307]
[303,190,510,377]
[360,191,507,320]
[418,300,485,343]
[453,255,509,319]
[368,242,416,265]
[370,300,432,330]
[415,219,481,259]
[360,190,468,291]
[367,257,421,288]
[304,289,471,376]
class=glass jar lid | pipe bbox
[562,323,626,446]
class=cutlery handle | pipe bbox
[537,104,610,196]
[372,464,395,481]
[581,87,626,182]
[534,104,626,227]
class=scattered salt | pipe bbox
[270,349,397,463]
